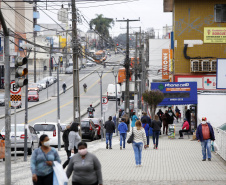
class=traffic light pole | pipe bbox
[33,1,37,83]
[0,9,11,185]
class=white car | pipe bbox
[38,80,47,89]
[1,124,39,155]
[33,122,63,147]
[86,61,96,67]
[43,77,54,86]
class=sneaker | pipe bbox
[106,144,108,149]
[109,147,112,149]
[156,147,158,150]
[120,146,122,150]
[202,159,206,161]
[208,158,211,161]
[178,137,184,139]
[153,144,156,149]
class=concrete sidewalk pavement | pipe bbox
[69,134,226,185]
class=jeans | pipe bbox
[120,133,126,148]
[106,133,113,148]
[153,131,160,148]
[132,142,143,165]
[33,172,53,185]
[201,139,211,159]
[146,135,149,146]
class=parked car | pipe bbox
[1,124,39,155]
[0,93,5,106]
[107,84,121,100]
[28,91,39,102]
[81,118,99,141]
[38,80,47,89]
[33,122,63,147]
[43,76,54,86]
[36,82,43,91]
[65,66,73,74]
[28,83,40,92]
[119,101,134,117]
[86,61,96,67]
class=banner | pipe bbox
[162,49,169,80]
[204,27,226,43]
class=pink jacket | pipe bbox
[182,121,189,130]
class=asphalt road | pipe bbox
[0,54,124,130]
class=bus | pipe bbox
[118,68,132,84]
[93,50,106,63]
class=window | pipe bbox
[34,124,56,131]
[215,4,226,22]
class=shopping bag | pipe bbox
[213,142,219,152]
[53,161,68,185]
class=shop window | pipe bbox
[215,4,226,22]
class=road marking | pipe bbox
[23,72,110,124]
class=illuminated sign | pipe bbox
[162,49,169,79]
[204,27,226,43]
[151,82,197,105]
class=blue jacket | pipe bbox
[118,122,128,134]
[142,123,149,136]
[131,115,138,127]
[196,123,215,142]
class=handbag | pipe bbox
[127,128,134,144]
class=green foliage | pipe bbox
[142,89,164,107]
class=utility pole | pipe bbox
[33,1,37,83]
[134,32,138,114]
[72,0,81,123]
[57,57,61,151]
[138,27,142,110]
[0,9,11,185]
[98,71,104,141]
[144,33,149,112]
[112,70,118,136]
[49,41,52,76]
[116,19,139,128]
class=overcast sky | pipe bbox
[38,0,172,37]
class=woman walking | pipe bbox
[31,134,61,185]
[131,112,139,128]
[162,110,170,135]
[142,118,150,148]
[66,141,103,185]
[150,115,162,149]
[128,120,147,167]
[68,122,81,155]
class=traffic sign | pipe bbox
[102,97,108,104]
[10,81,22,107]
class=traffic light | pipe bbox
[15,56,28,87]
[116,43,119,46]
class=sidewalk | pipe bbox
[69,134,226,185]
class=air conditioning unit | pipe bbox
[191,60,199,72]
[210,60,216,71]
[201,60,210,71]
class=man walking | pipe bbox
[196,117,215,161]
[118,118,128,150]
[104,116,115,149]
[62,82,67,93]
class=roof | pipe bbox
[164,0,174,12]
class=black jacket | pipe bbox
[104,120,115,133]
[150,120,162,131]
[62,129,70,150]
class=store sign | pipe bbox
[204,27,226,43]
[174,75,217,90]
[162,49,169,79]
[216,58,226,89]
[151,82,197,105]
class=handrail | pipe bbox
[213,127,226,161]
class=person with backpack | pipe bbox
[142,118,150,148]
[118,118,128,150]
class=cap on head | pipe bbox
[202,117,207,121]
[184,118,187,121]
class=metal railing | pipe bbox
[214,127,226,161]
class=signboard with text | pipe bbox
[10,81,22,107]
[102,96,108,112]
[151,82,197,105]
[204,27,226,43]
[162,49,169,79]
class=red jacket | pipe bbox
[182,121,189,130]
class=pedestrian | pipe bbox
[185,106,191,124]
[128,120,147,167]
[175,106,181,122]
[196,117,215,161]
[157,109,164,123]
[168,107,176,124]
[118,118,128,150]
[142,118,150,148]
[66,141,103,185]
[131,112,139,128]
[62,124,71,169]
[150,115,162,149]
[31,134,61,185]
[113,114,117,129]
[162,110,170,135]
[62,82,67,93]
[104,116,115,149]
[141,112,151,126]
[178,118,190,139]
[68,122,81,156]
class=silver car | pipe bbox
[1,124,39,155]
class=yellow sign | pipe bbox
[59,36,66,48]
[204,27,226,43]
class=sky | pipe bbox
[37,0,172,37]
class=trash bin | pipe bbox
[44,66,47,71]
[0,139,5,161]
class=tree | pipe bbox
[90,14,114,48]
[142,90,164,119]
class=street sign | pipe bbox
[102,96,108,112]
[10,81,22,107]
